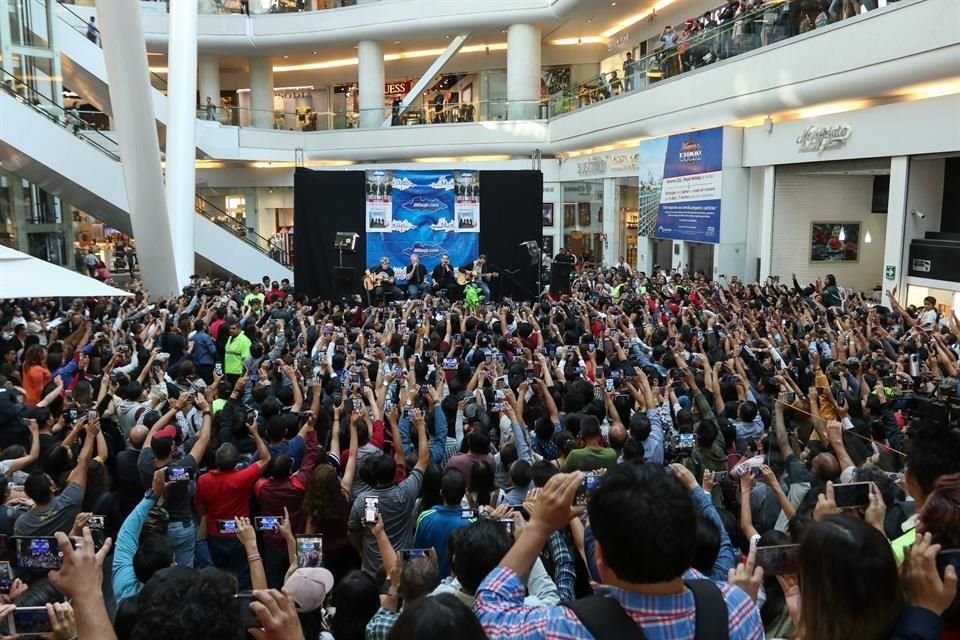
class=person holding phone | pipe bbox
[138,393,213,567]
[195,414,270,589]
[413,468,471,579]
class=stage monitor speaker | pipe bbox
[551,262,573,295]
[333,267,355,300]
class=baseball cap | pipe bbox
[284,567,334,613]
[153,424,178,441]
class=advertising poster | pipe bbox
[366,170,479,282]
[648,127,723,244]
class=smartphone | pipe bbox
[234,592,261,629]
[165,467,191,483]
[833,482,871,509]
[573,472,602,507]
[87,409,98,423]
[64,390,74,403]
[498,518,515,538]
[755,544,801,575]
[0,561,12,595]
[351,398,363,412]
[254,516,283,532]
[442,358,458,370]
[785,392,796,403]
[454,334,462,345]
[587,343,596,353]
[216,519,238,535]
[295,535,324,568]
[363,496,380,526]
[400,549,429,563]
[596,366,604,378]
[678,433,695,449]
[605,379,615,392]
[936,549,960,578]
[87,515,105,530]
[214,362,223,376]
[11,607,53,636]
[713,471,728,483]
[460,509,476,519]
[419,385,430,396]
[525,369,535,385]
[14,537,63,570]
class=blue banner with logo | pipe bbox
[365,170,479,282]
[647,127,723,244]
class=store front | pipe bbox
[742,93,960,311]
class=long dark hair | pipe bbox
[798,516,903,639]
[329,570,379,640]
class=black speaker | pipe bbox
[551,262,573,295]
[333,267,355,300]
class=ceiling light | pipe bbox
[551,36,605,45]
[394,40,400,44]
[283,55,288,59]
[587,18,592,23]
[313,50,317,54]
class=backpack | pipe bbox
[563,579,729,640]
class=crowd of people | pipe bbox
[0,261,958,640]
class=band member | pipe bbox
[460,254,495,302]
[370,256,402,304]
[554,247,577,265]
[405,254,428,299]
[432,254,456,298]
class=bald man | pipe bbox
[116,425,149,518]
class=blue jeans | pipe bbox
[477,281,491,302]
[166,521,196,568]
[407,283,420,299]
[207,536,251,590]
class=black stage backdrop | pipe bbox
[294,168,542,300]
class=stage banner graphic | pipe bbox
[646,127,723,244]
[365,170,479,282]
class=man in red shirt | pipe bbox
[195,421,270,588]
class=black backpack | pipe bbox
[563,579,729,640]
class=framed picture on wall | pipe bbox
[810,222,860,262]
[542,235,554,256]
[578,202,591,226]
[542,203,554,227]
[563,203,576,227]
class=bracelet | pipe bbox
[247,554,261,563]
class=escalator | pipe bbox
[0,72,293,282]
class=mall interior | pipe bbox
[0,0,958,312]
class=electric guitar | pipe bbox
[363,270,392,291]
[457,265,500,286]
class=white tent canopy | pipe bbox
[0,245,133,299]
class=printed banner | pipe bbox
[365,170,479,282]
[647,127,723,244]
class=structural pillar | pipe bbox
[758,165,775,281]
[883,156,909,300]
[506,24,541,120]
[358,40,384,129]
[249,56,274,129]
[95,0,178,295]
[165,0,198,289]
[602,178,617,267]
[198,54,220,118]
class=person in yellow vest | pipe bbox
[243,284,266,311]
[223,321,251,383]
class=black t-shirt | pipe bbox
[115,449,144,518]
[137,448,197,522]
[432,264,455,287]
[406,264,427,285]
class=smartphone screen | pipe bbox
[254,516,283,532]
[498,518,515,538]
[165,467,191,483]
[573,472,602,507]
[363,497,380,526]
[87,410,98,424]
[216,519,238,535]
[87,515,105,530]
[295,535,323,568]
[755,544,801,575]
[12,607,53,636]
[400,549,429,563]
[15,537,63,570]
[234,592,261,629]
[678,433,695,449]
[605,379,614,392]
[833,482,871,509]
[0,561,12,595]
[460,509,475,519]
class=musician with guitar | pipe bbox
[364,256,402,304]
[458,254,499,302]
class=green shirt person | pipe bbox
[224,322,251,376]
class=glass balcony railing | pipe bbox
[195,99,547,130]
[1,68,291,268]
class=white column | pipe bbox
[758,165,776,280]
[602,178,617,267]
[358,40,384,129]
[198,54,220,116]
[507,24,541,120]
[249,56,274,129]
[95,0,178,295]
[672,240,687,273]
[884,156,909,300]
[165,0,197,290]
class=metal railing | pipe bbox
[2,68,290,268]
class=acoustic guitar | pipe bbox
[363,270,392,291]
[457,266,499,286]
